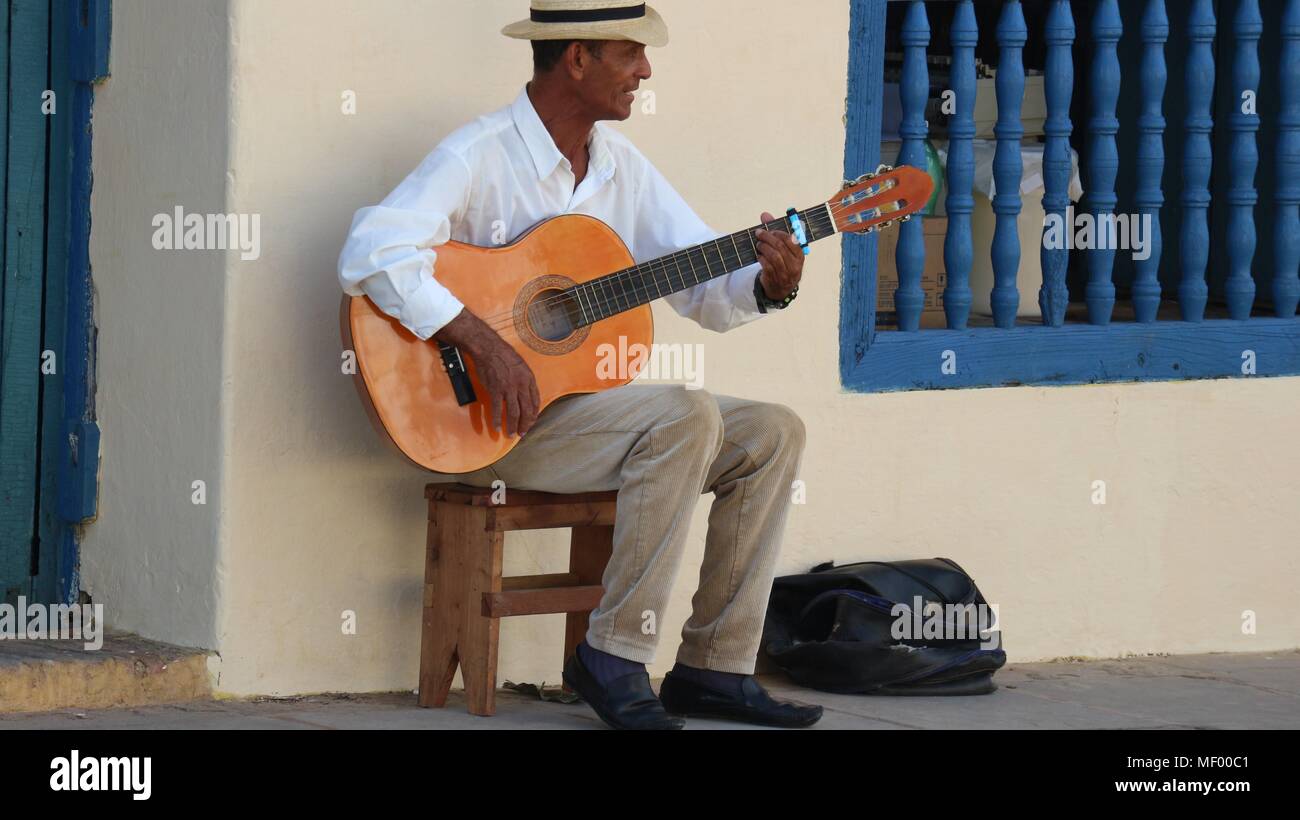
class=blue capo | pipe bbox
[786,207,810,256]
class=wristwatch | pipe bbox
[754,273,798,313]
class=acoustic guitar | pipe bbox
[341,164,933,474]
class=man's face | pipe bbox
[579,40,652,121]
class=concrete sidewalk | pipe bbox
[2,649,1296,729]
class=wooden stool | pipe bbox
[419,482,618,716]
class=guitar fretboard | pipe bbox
[567,204,837,326]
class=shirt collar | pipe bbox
[511,85,615,183]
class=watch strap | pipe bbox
[754,274,798,313]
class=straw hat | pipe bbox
[502,1,669,47]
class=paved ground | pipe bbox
[2,649,1296,729]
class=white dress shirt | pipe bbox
[338,85,766,340]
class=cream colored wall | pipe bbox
[81,0,231,650]
[88,0,1300,696]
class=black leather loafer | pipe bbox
[658,672,824,728]
[562,651,685,730]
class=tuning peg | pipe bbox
[875,164,894,175]
[900,214,913,223]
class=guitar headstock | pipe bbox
[826,164,933,235]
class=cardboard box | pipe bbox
[876,216,948,330]
[973,75,1046,139]
[881,75,1046,143]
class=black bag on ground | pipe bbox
[761,558,1006,695]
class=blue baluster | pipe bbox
[1225,0,1262,320]
[1132,0,1168,323]
[944,0,978,330]
[895,0,929,332]
[1039,0,1074,327]
[1084,0,1122,325]
[1274,0,1300,317]
[1180,0,1216,322]
[991,0,1027,329]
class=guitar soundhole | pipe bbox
[526,288,580,342]
[513,275,591,355]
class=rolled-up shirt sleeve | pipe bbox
[337,146,473,340]
[631,159,765,334]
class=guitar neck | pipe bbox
[569,203,837,327]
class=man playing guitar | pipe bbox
[339,1,823,730]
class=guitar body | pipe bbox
[342,213,652,474]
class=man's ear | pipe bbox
[564,41,589,81]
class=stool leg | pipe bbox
[564,524,614,674]
[419,502,503,715]
[419,502,460,708]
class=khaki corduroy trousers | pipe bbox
[446,383,805,674]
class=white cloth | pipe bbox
[959,140,1083,201]
[338,85,766,340]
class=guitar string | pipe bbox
[477,197,881,333]
[465,190,902,334]
[481,208,835,334]
[479,202,862,334]
[465,176,905,330]
[466,190,883,330]
[536,183,907,326]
